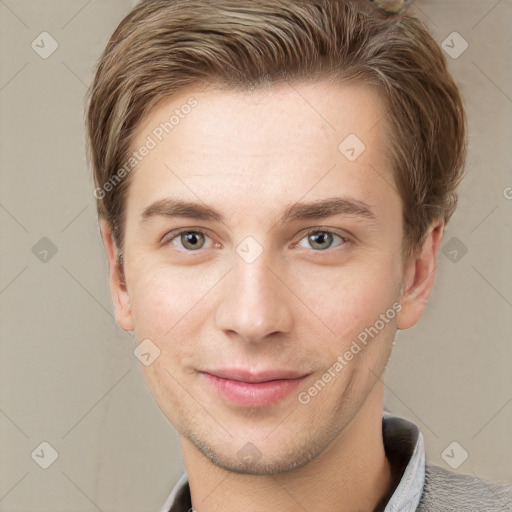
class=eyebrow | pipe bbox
[140,196,378,225]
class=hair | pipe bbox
[85,0,467,265]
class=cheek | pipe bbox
[294,255,401,348]
[127,267,200,395]
[131,287,191,347]
[126,259,223,342]
[126,259,187,339]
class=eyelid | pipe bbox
[301,226,350,240]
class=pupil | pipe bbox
[311,232,331,249]
[183,232,202,249]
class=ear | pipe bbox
[397,220,444,330]
[99,219,134,332]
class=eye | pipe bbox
[296,228,348,251]
[163,230,214,251]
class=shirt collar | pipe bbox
[159,412,425,512]
[382,412,425,511]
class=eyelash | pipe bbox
[162,227,350,252]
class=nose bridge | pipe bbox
[215,248,293,342]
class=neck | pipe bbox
[180,383,392,512]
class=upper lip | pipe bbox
[202,368,310,383]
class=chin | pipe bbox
[184,426,331,476]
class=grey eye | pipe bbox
[297,230,346,251]
[369,0,412,15]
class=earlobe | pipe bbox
[99,219,134,332]
[397,221,444,330]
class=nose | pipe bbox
[214,248,294,344]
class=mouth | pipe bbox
[200,368,311,407]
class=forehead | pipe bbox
[126,81,398,226]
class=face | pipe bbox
[103,81,433,474]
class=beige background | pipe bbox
[0,0,511,510]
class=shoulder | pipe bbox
[417,462,512,511]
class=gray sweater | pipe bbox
[160,460,512,511]
[417,463,512,511]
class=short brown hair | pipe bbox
[85,0,467,263]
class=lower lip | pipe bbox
[201,373,308,407]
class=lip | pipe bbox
[200,368,310,407]
[205,368,309,383]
